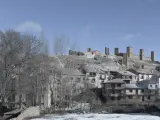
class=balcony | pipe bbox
[110,93,123,97]
[107,84,125,90]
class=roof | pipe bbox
[83,65,97,73]
[125,83,148,89]
[138,75,159,84]
[128,68,160,75]
[137,69,154,75]
[106,79,125,83]
[59,68,84,76]
[118,70,137,76]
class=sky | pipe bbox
[0,0,160,60]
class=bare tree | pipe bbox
[0,30,43,108]
[53,36,70,55]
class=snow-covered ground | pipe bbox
[31,113,160,120]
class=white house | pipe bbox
[127,68,159,81]
[83,65,109,88]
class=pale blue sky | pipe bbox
[0,0,160,59]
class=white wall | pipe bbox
[138,74,153,81]
[138,89,143,95]
[126,89,136,95]
[86,73,108,88]
[131,76,138,83]
[148,84,157,89]
[84,52,95,58]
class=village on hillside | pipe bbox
[43,46,160,110]
[1,31,160,119]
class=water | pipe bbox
[31,113,160,120]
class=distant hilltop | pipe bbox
[69,46,155,62]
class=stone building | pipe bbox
[102,75,160,105]
[44,67,85,109]
[82,65,109,88]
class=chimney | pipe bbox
[123,53,128,66]
[140,49,144,60]
[115,48,120,56]
[87,48,92,52]
[105,47,110,55]
[151,51,155,62]
[69,50,72,55]
[127,46,133,57]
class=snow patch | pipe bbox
[31,113,160,120]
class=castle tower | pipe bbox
[127,46,133,57]
[114,48,120,56]
[123,53,128,66]
[105,47,110,55]
[69,50,73,55]
[140,49,144,60]
[151,51,155,62]
[87,48,92,52]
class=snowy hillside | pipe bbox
[31,113,160,120]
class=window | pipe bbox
[156,85,158,88]
[90,72,96,77]
[124,80,130,84]
[65,95,70,100]
[111,97,115,101]
[129,76,132,79]
[117,96,121,100]
[148,96,151,100]
[100,74,106,80]
[92,78,95,83]
[128,96,133,99]
[111,84,115,88]
[141,75,144,79]
[129,89,133,92]
[150,84,152,87]
[117,84,121,87]
[111,90,115,94]
[76,77,81,83]
[141,89,144,93]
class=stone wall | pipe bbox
[11,106,40,120]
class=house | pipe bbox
[44,67,85,109]
[102,75,160,105]
[102,79,126,105]
[73,89,102,106]
[125,76,160,105]
[110,70,138,83]
[82,65,108,88]
[128,68,159,81]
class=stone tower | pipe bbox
[69,50,72,55]
[87,48,92,52]
[127,46,133,57]
[105,47,110,55]
[140,49,144,60]
[123,53,128,66]
[151,51,155,62]
[115,48,120,56]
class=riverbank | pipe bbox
[28,113,160,120]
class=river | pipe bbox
[31,113,160,120]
